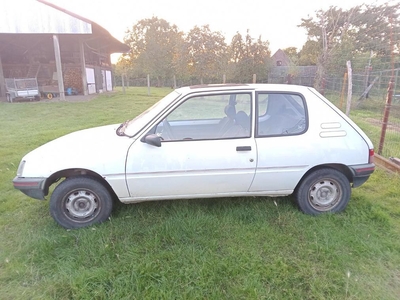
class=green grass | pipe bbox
[1,87,400,299]
[351,105,400,158]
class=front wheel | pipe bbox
[50,176,113,229]
[295,168,351,215]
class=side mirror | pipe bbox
[142,134,162,147]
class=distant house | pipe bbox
[269,49,317,87]
[271,49,292,67]
[0,0,129,100]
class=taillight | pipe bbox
[369,149,374,164]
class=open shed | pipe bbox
[0,0,129,101]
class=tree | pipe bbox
[113,55,133,86]
[283,47,299,65]
[299,2,400,91]
[298,40,319,66]
[299,6,360,91]
[185,25,228,84]
[119,18,273,86]
[123,17,184,86]
[251,36,272,82]
[353,3,400,56]
[228,30,271,83]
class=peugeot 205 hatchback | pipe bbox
[13,84,375,229]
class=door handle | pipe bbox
[236,146,252,151]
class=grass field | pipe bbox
[1,87,399,299]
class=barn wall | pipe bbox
[1,35,114,99]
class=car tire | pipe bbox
[295,168,351,215]
[50,176,113,229]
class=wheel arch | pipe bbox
[295,163,353,193]
[44,168,118,200]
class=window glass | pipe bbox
[257,93,306,136]
[155,93,251,141]
[168,94,229,121]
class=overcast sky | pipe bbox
[46,0,392,57]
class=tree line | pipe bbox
[115,17,271,86]
[299,2,400,91]
[114,2,400,89]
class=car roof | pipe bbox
[175,84,314,94]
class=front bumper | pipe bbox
[349,163,375,187]
[13,177,47,200]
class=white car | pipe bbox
[13,84,375,229]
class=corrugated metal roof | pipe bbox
[1,0,92,34]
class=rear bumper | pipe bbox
[13,177,47,200]
[349,163,375,187]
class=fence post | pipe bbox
[122,74,125,94]
[339,72,347,110]
[147,74,150,95]
[0,55,5,97]
[346,61,352,116]
[394,69,398,101]
[252,74,256,83]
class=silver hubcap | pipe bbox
[308,178,341,211]
[65,190,98,219]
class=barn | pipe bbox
[0,0,129,101]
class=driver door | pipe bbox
[125,92,257,201]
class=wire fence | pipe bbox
[323,68,400,160]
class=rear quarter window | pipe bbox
[257,93,307,137]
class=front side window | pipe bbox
[155,93,252,141]
[257,93,307,137]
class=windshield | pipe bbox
[119,90,181,137]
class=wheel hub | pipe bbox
[65,190,98,219]
[309,179,341,211]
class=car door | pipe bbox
[125,91,257,201]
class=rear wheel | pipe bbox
[50,176,113,229]
[295,168,351,215]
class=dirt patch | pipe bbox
[365,117,400,133]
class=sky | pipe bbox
[45,0,392,61]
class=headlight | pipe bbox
[17,160,26,176]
